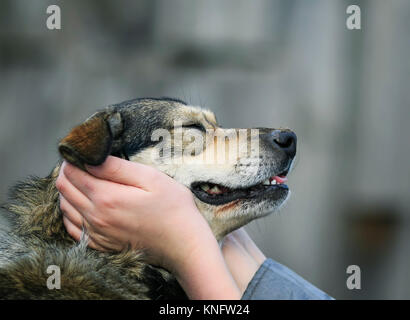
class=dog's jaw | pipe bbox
[193,186,291,240]
[129,147,293,240]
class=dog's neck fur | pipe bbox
[4,163,73,243]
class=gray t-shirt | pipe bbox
[241,258,334,300]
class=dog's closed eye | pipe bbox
[182,123,206,132]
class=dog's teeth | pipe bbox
[262,179,270,186]
[271,179,277,185]
[210,186,221,194]
[201,184,210,192]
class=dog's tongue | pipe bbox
[271,175,288,184]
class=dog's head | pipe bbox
[59,98,296,239]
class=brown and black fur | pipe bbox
[0,97,296,299]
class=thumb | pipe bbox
[85,156,163,191]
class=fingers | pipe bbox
[58,161,134,253]
[60,161,139,204]
[63,215,83,241]
[63,214,112,252]
[85,156,165,191]
[59,162,106,201]
[59,195,85,229]
[57,169,94,216]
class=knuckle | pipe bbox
[82,179,95,194]
[90,214,110,230]
[94,194,117,210]
[55,176,65,192]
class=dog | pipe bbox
[0,97,296,299]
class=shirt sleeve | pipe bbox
[241,258,334,300]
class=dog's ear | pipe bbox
[58,111,123,169]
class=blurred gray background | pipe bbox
[1,0,410,299]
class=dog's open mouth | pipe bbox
[191,174,289,205]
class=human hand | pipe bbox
[57,156,209,269]
[56,156,240,299]
[221,228,266,295]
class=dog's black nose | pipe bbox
[271,130,297,158]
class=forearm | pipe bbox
[221,229,266,295]
[174,236,241,300]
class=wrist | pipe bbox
[163,210,215,272]
[173,234,241,300]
